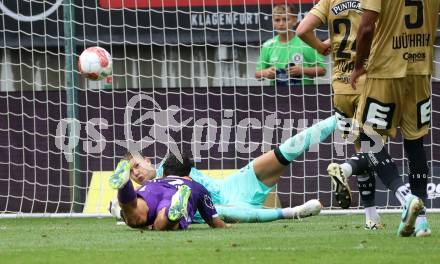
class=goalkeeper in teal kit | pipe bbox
[110,115,337,224]
[255,4,326,87]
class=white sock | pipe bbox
[281,207,295,218]
[416,215,427,226]
[365,206,380,222]
[340,163,352,178]
[395,185,411,207]
[416,207,427,226]
[416,215,426,226]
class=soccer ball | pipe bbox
[78,46,112,80]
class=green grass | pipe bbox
[0,214,438,264]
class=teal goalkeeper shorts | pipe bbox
[187,161,274,208]
[217,161,274,208]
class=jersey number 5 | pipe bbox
[405,0,423,29]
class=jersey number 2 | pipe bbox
[332,18,356,59]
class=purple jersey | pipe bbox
[136,176,218,229]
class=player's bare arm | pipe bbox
[297,13,330,56]
[351,9,378,89]
[206,217,229,228]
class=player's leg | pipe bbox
[328,78,420,235]
[330,93,384,211]
[333,95,358,140]
[253,115,337,187]
[109,160,148,228]
[216,205,282,223]
[219,162,273,207]
[403,138,431,236]
[397,194,424,237]
[354,130,419,236]
[328,135,412,207]
[330,79,405,193]
[357,170,383,229]
[328,95,357,210]
[215,199,321,223]
[335,94,382,228]
[281,199,322,220]
[218,115,336,209]
[359,78,425,236]
[400,75,432,237]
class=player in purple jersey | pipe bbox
[109,156,227,230]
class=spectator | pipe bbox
[255,4,326,87]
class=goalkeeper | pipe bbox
[110,115,336,223]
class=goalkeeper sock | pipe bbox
[277,115,336,163]
[215,205,283,223]
[118,180,137,204]
[281,207,297,219]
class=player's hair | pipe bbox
[162,153,194,177]
[272,4,296,16]
[123,151,146,161]
[123,152,133,161]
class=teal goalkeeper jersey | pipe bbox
[256,34,325,85]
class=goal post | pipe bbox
[0,0,439,217]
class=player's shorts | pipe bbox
[356,75,431,140]
[333,94,360,118]
[190,162,273,223]
[218,161,274,208]
[333,94,361,139]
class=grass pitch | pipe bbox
[0,214,438,264]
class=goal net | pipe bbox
[0,0,439,217]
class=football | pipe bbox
[78,46,112,80]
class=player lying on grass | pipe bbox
[109,155,227,230]
[110,115,337,223]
